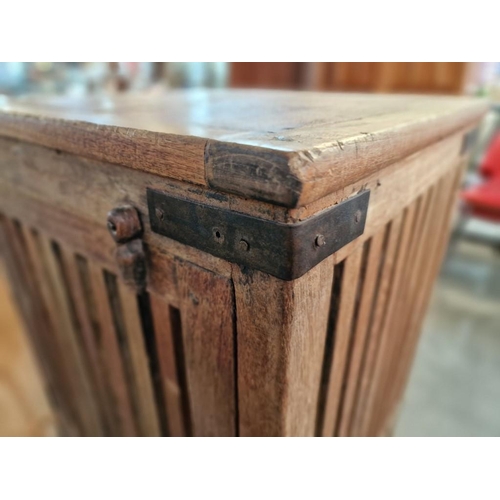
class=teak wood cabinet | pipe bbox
[0,91,486,437]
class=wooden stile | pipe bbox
[175,261,236,437]
[0,90,485,436]
[234,258,334,437]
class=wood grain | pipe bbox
[0,263,55,437]
[149,294,188,437]
[0,128,469,295]
[337,231,385,436]
[0,91,485,207]
[350,215,403,436]
[320,247,364,437]
[384,167,464,432]
[58,246,111,434]
[37,235,102,436]
[233,257,334,437]
[0,91,481,437]
[88,264,138,436]
[364,193,428,436]
[117,282,161,437]
[175,261,236,437]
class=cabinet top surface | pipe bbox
[0,90,487,207]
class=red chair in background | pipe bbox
[461,132,500,222]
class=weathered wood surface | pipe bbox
[175,261,236,437]
[0,92,485,437]
[320,247,364,437]
[0,91,486,207]
[0,127,473,294]
[233,258,334,437]
[0,254,56,437]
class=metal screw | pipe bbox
[238,239,250,252]
[354,210,362,223]
[155,208,164,221]
[315,234,326,247]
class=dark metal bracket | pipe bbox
[147,189,370,281]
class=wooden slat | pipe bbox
[57,247,114,435]
[0,218,73,434]
[337,231,386,436]
[379,173,462,432]
[149,294,188,437]
[22,226,92,436]
[88,263,138,436]
[363,190,431,436]
[18,225,75,420]
[320,247,364,437]
[175,261,236,437]
[234,257,334,437]
[366,190,431,436]
[384,167,464,430]
[374,178,449,433]
[117,282,161,437]
[36,235,103,437]
[349,214,403,436]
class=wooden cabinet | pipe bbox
[230,62,472,94]
[0,91,486,436]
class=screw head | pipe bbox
[155,208,164,221]
[238,239,250,252]
[354,210,362,223]
[315,234,326,247]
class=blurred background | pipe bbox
[1,62,500,436]
[1,62,499,95]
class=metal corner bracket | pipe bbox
[147,189,370,281]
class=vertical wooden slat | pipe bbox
[385,166,464,429]
[88,263,138,436]
[349,214,403,436]
[0,218,73,434]
[374,180,447,433]
[117,283,162,437]
[234,256,334,437]
[320,246,364,437]
[175,260,236,437]
[149,294,188,437]
[58,248,114,435]
[337,231,386,436]
[17,225,74,427]
[22,225,94,435]
[36,235,102,436]
[363,191,431,436]
[366,194,428,436]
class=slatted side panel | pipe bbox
[1,165,460,438]
[315,169,460,437]
[0,216,77,436]
[379,167,464,432]
[0,217,237,437]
